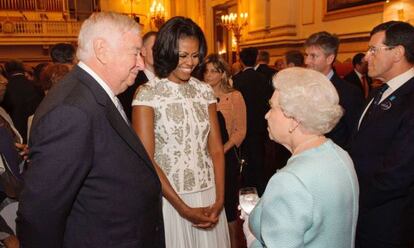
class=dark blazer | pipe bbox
[349,76,414,248]
[118,70,149,121]
[16,66,164,248]
[344,70,372,96]
[328,72,364,149]
[1,74,42,143]
[233,68,272,195]
[256,64,277,87]
[233,68,272,136]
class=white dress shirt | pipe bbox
[77,62,128,123]
[358,67,414,129]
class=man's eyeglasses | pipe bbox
[367,45,395,55]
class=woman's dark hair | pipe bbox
[153,16,207,78]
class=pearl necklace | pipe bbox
[292,135,324,155]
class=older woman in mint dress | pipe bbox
[244,67,359,248]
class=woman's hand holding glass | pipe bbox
[239,187,259,247]
[239,187,259,216]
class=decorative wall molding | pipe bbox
[245,24,297,42]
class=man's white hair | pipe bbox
[273,67,343,134]
[77,12,141,61]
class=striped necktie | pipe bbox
[114,96,129,124]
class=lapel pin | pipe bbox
[380,100,392,110]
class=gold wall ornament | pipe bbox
[2,21,15,34]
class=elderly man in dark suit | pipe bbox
[305,31,364,149]
[349,21,414,248]
[16,12,164,248]
[344,53,371,98]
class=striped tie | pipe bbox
[114,96,129,124]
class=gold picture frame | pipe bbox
[323,0,385,21]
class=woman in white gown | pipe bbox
[131,16,230,248]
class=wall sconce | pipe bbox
[150,0,166,30]
[220,12,248,58]
[384,0,414,23]
[397,8,404,20]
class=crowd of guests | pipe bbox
[0,10,413,248]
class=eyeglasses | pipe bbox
[366,45,395,55]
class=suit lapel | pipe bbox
[358,77,414,132]
[73,66,156,175]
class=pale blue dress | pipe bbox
[249,139,359,248]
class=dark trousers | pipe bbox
[356,233,414,248]
[240,134,266,196]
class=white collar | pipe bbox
[326,69,334,80]
[77,62,117,105]
[243,66,253,71]
[384,67,414,95]
[144,68,155,81]
[354,69,363,79]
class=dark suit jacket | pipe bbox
[349,76,414,248]
[16,66,164,248]
[1,74,42,143]
[118,71,149,121]
[256,64,277,87]
[233,68,272,137]
[327,72,364,149]
[233,68,272,195]
[344,70,372,96]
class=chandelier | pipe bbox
[220,12,248,57]
[150,0,166,30]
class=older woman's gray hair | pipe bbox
[77,12,141,61]
[273,67,343,134]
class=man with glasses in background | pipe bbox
[349,21,414,248]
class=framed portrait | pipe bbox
[323,0,385,21]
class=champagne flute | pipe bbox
[239,187,259,215]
